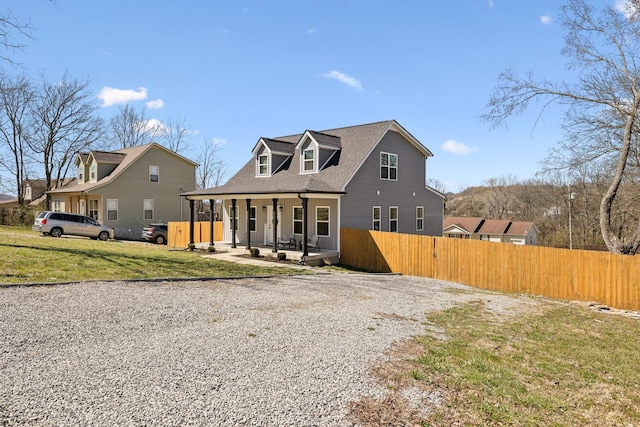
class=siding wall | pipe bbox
[95,148,196,240]
[341,130,443,235]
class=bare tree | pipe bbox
[0,8,32,65]
[483,175,516,219]
[0,74,33,205]
[484,0,640,254]
[159,116,191,154]
[30,72,104,209]
[108,103,158,149]
[196,137,230,189]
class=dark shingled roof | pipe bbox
[186,120,424,197]
[260,138,295,155]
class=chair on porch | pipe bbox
[307,235,320,250]
[277,235,296,250]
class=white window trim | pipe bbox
[256,153,270,177]
[228,205,238,230]
[149,165,159,183]
[249,206,257,232]
[89,163,97,182]
[416,206,424,231]
[389,206,398,233]
[293,206,303,235]
[300,146,318,174]
[372,206,381,231]
[380,152,398,181]
[107,199,118,221]
[316,206,330,237]
[143,199,154,221]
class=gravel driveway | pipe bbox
[0,273,544,426]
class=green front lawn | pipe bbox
[0,227,301,284]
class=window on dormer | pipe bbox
[258,154,269,176]
[303,148,315,172]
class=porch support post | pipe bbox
[246,198,252,250]
[231,198,237,248]
[272,198,278,253]
[209,199,214,247]
[188,199,195,248]
[301,197,309,257]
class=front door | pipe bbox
[264,206,281,245]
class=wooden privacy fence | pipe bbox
[340,228,640,312]
[168,221,223,248]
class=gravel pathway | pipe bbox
[0,273,543,426]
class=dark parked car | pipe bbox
[142,223,168,245]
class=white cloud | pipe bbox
[146,99,164,109]
[322,71,363,91]
[441,139,478,155]
[540,14,552,25]
[616,0,638,18]
[97,86,148,107]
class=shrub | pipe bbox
[249,247,260,257]
[277,252,287,261]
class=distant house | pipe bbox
[0,178,76,210]
[184,120,445,255]
[444,216,538,245]
[47,143,197,240]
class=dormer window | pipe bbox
[257,154,269,176]
[302,148,316,172]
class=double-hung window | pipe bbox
[143,199,154,220]
[249,206,256,232]
[316,206,329,236]
[303,148,315,172]
[107,199,118,221]
[416,206,424,231]
[149,165,159,183]
[293,207,303,234]
[372,207,381,231]
[229,206,238,230]
[258,154,269,176]
[380,152,398,180]
[389,206,398,232]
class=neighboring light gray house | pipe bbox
[47,143,197,240]
[183,120,444,256]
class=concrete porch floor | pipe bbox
[193,242,340,266]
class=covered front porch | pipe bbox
[182,192,342,266]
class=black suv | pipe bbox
[141,223,168,245]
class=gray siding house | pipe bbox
[183,120,444,255]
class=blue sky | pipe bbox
[5,0,621,192]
